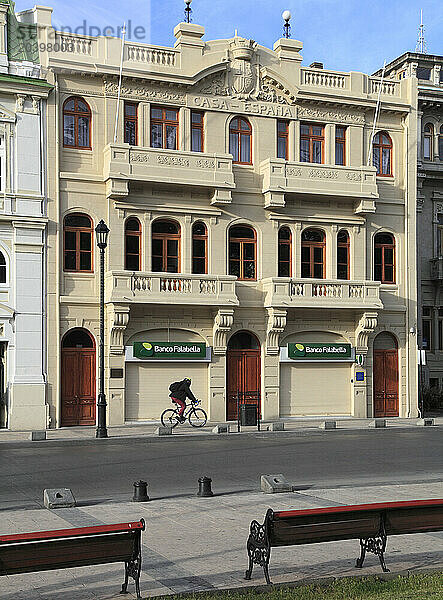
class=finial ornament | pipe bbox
[282,10,291,39]
[184,0,192,24]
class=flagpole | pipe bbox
[113,23,126,144]
[368,60,386,166]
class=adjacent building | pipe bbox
[34,10,419,428]
[0,1,51,430]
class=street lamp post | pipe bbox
[95,219,110,439]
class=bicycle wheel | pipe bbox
[188,408,207,428]
[161,409,180,428]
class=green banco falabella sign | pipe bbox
[288,342,352,360]
[134,342,207,359]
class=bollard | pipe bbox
[132,480,149,502]
[197,476,214,497]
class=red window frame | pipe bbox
[277,120,289,160]
[151,220,181,273]
[125,217,141,271]
[278,227,292,277]
[229,117,252,165]
[337,229,350,280]
[300,122,324,164]
[150,106,179,150]
[301,228,325,279]
[373,132,393,177]
[374,233,395,284]
[191,111,204,153]
[124,102,138,146]
[229,225,257,281]
[63,213,93,273]
[192,221,207,274]
[63,96,91,150]
[335,126,346,165]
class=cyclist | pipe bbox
[169,377,197,423]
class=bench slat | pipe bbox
[386,505,443,536]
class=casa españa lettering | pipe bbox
[192,96,294,118]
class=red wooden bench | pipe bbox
[245,499,443,584]
[0,519,145,599]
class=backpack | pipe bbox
[169,381,181,393]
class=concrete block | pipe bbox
[212,424,229,434]
[29,430,46,441]
[375,419,386,428]
[417,418,435,426]
[269,422,285,431]
[319,421,336,430]
[44,488,76,509]
[155,426,172,435]
[261,473,292,493]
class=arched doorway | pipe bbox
[373,332,398,417]
[61,328,96,426]
[226,331,261,421]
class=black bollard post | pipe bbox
[132,480,149,502]
[197,476,214,497]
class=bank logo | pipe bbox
[294,343,305,356]
[141,342,153,356]
[288,342,352,360]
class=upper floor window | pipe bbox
[300,123,324,164]
[422,306,432,350]
[0,251,6,283]
[125,218,141,271]
[277,120,289,160]
[191,111,204,152]
[423,123,433,159]
[151,106,178,150]
[301,228,325,279]
[278,227,292,277]
[64,213,93,272]
[152,220,180,273]
[192,221,207,274]
[335,126,346,166]
[229,117,252,165]
[0,136,4,192]
[124,102,138,146]
[437,214,443,256]
[374,232,395,284]
[229,225,256,280]
[439,125,443,160]
[373,132,392,176]
[337,229,350,280]
[63,97,91,149]
[416,67,431,80]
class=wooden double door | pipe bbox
[226,349,261,421]
[61,349,96,426]
[373,349,399,417]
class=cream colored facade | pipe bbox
[34,8,418,427]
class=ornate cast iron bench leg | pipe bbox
[121,536,143,599]
[356,516,389,573]
[245,515,272,585]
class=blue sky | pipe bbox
[16,0,443,73]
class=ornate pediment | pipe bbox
[0,104,16,123]
[103,78,186,105]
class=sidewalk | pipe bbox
[0,416,441,444]
[1,480,442,599]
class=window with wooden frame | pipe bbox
[191,111,204,152]
[337,229,350,280]
[150,106,179,150]
[63,97,91,149]
[0,251,6,283]
[374,232,395,284]
[192,221,207,274]
[300,123,324,163]
[439,125,443,160]
[278,227,292,277]
[124,102,138,146]
[373,132,393,176]
[422,306,432,350]
[423,123,433,159]
[152,220,180,273]
[63,214,93,272]
[301,228,325,279]
[277,120,289,160]
[229,117,252,165]
[229,225,256,280]
[335,126,346,165]
[125,217,141,271]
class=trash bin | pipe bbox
[239,403,258,426]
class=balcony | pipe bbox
[104,144,235,205]
[260,278,382,310]
[105,271,239,306]
[260,159,378,212]
[430,257,443,280]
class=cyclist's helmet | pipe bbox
[184,377,191,385]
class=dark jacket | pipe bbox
[169,379,197,403]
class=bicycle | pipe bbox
[160,399,207,428]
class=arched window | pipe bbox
[125,218,141,271]
[229,117,252,165]
[63,97,91,149]
[229,225,256,280]
[278,227,292,277]
[0,251,6,283]
[423,123,433,159]
[152,220,180,273]
[374,232,395,284]
[301,228,325,279]
[373,132,392,176]
[192,221,207,274]
[439,125,443,161]
[64,213,93,272]
[62,328,95,349]
[337,230,350,280]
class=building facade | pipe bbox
[0,2,51,430]
[37,11,419,427]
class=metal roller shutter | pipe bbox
[125,363,208,421]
